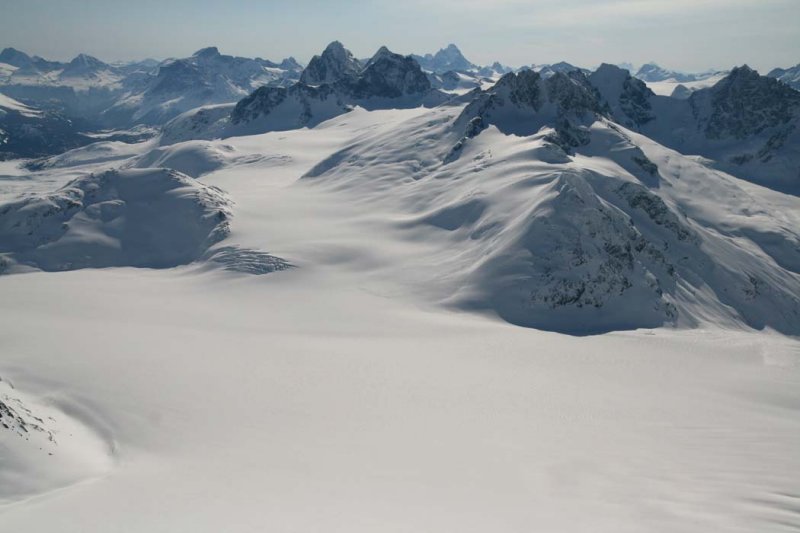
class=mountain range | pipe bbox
[1,39,798,336]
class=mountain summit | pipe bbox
[299,41,362,85]
[412,44,476,73]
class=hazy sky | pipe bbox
[1,0,798,72]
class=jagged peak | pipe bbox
[370,46,394,60]
[69,53,105,65]
[323,41,347,53]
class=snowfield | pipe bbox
[1,105,799,532]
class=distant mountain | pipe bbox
[532,62,589,79]
[768,63,800,91]
[0,47,304,130]
[299,41,362,85]
[592,63,800,193]
[0,93,94,159]
[163,43,447,143]
[411,44,476,73]
[634,62,723,83]
[60,53,110,78]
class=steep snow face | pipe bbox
[412,44,476,73]
[299,41,362,85]
[768,63,800,91]
[302,96,800,335]
[0,168,231,272]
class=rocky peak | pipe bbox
[68,53,106,69]
[589,63,655,127]
[0,47,33,68]
[543,71,603,116]
[412,44,475,73]
[494,70,543,109]
[693,65,800,139]
[299,41,362,85]
[344,46,430,99]
[60,53,110,77]
[193,46,221,59]
[279,57,302,71]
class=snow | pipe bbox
[0,93,41,117]
[0,106,799,532]
[644,72,728,96]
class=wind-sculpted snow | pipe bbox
[128,141,260,178]
[302,99,800,335]
[0,376,113,504]
[0,168,231,273]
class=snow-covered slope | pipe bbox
[104,47,303,126]
[632,62,729,97]
[0,168,231,272]
[0,100,799,533]
[300,78,800,334]
[768,63,800,91]
[592,64,800,193]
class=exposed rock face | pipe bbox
[228,44,437,131]
[691,65,800,140]
[590,63,655,128]
[340,46,431,99]
[584,63,800,193]
[299,41,362,85]
[452,69,603,151]
[230,83,346,128]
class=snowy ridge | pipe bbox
[768,63,800,91]
[302,83,800,334]
[0,168,231,272]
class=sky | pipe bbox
[1,0,798,72]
